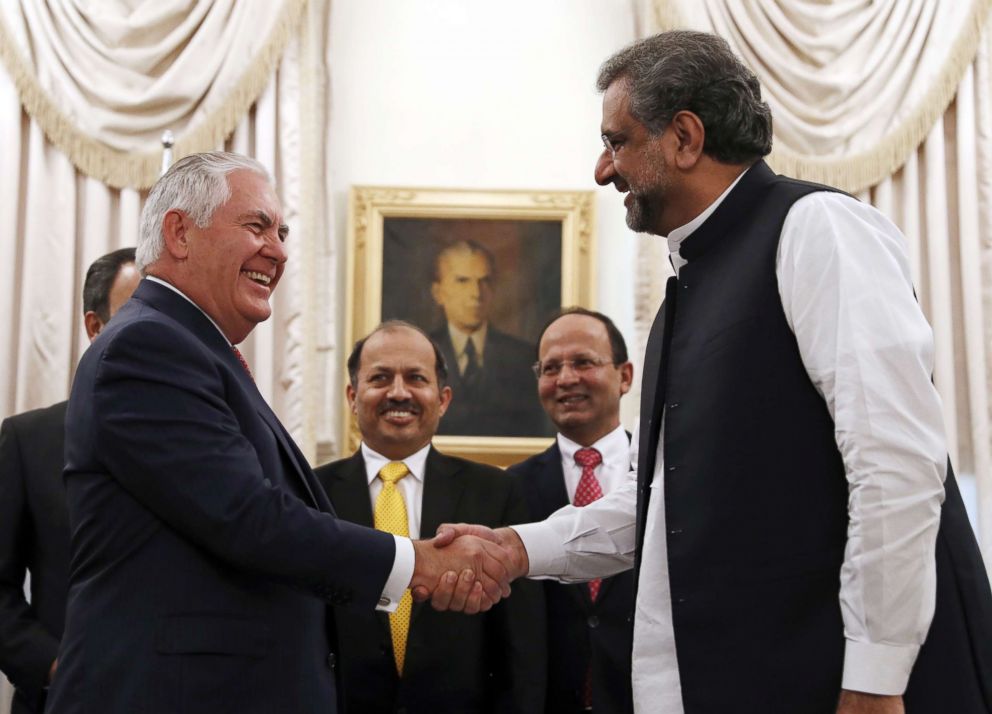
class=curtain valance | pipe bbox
[0,0,306,189]
[653,0,992,192]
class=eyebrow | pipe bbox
[239,210,290,241]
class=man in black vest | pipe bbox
[0,247,140,714]
[430,31,992,714]
[510,308,635,714]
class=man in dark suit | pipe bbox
[509,308,634,714]
[0,247,139,714]
[430,239,551,437]
[432,31,992,714]
[316,320,545,714]
[45,152,514,714]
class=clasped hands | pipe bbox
[409,524,528,614]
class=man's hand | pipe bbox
[409,534,513,614]
[412,523,529,611]
[837,691,904,713]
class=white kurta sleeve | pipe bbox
[777,191,947,695]
[514,429,639,582]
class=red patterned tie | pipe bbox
[573,447,604,600]
[232,346,254,381]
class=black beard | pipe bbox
[625,193,655,233]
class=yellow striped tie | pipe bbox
[374,461,413,674]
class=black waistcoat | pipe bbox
[635,161,992,714]
[637,161,849,712]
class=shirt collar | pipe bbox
[448,322,488,359]
[360,441,431,486]
[665,167,749,277]
[145,275,232,346]
[557,423,628,467]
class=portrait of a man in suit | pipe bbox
[429,239,552,437]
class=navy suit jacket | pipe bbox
[0,402,70,714]
[316,448,546,714]
[46,280,396,714]
[510,442,634,714]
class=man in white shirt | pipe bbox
[509,308,635,714]
[316,320,545,714]
[430,31,992,714]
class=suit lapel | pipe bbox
[410,448,466,632]
[326,452,375,527]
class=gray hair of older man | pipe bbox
[596,30,773,165]
[136,151,271,273]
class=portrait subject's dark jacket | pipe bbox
[510,442,634,714]
[316,447,547,714]
[637,160,992,713]
[46,279,396,714]
[0,401,70,714]
[432,325,552,437]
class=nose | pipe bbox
[261,235,288,264]
[387,374,411,399]
[556,362,581,385]
[594,149,616,186]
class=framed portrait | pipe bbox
[345,186,596,466]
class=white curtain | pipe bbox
[636,1,992,567]
[0,0,333,459]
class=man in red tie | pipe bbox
[509,308,635,714]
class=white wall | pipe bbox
[327,0,644,429]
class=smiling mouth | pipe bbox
[558,394,587,405]
[242,270,272,286]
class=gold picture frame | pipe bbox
[345,186,596,467]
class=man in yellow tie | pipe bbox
[316,320,546,714]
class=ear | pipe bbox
[346,383,358,413]
[84,311,105,342]
[430,281,443,307]
[618,361,634,395]
[162,209,192,260]
[669,110,706,170]
[437,385,453,417]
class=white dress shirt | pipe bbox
[557,425,631,502]
[146,275,415,612]
[515,168,947,712]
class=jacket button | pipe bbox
[669,528,683,535]
[669,402,679,409]
[667,465,676,472]
[327,652,337,670]
[587,615,600,629]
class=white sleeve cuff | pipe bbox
[841,639,919,695]
[512,521,569,578]
[377,535,414,612]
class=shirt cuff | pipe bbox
[511,522,569,577]
[377,535,414,612]
[841,640,919,695]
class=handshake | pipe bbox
[409,524,529,614]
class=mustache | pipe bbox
[379,399,420,414]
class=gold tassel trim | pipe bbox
[651,0,992,192]
[0,0,308,190]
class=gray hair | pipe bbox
[136,152,271,272]
[597,30,772,164]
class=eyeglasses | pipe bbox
[532,357,614,379]
[601,134,618,160]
